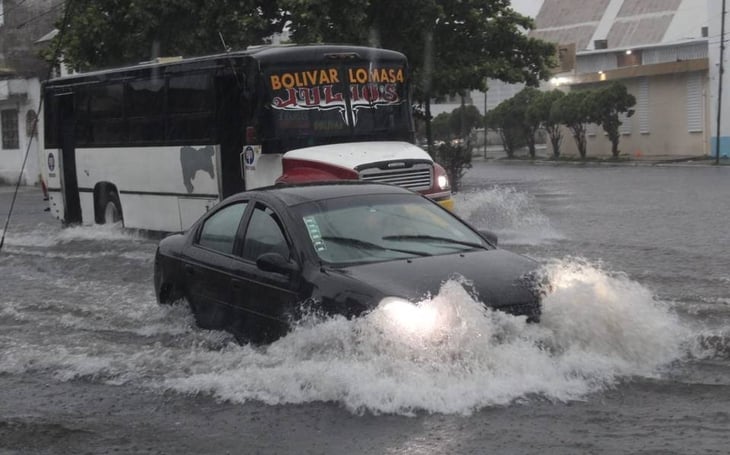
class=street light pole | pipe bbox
[716,0,726,165]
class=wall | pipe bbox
[0,0,63,185]
[0,78,41,184]
[554,71,710,158]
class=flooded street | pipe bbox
[2,162,730,454]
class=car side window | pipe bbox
[241,204,290,261]
[197,202,247,254]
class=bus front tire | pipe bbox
[99,191,123,225]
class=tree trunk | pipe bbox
[548,126,562,158]
[572,127,587,158]
[526,128,536,158]
[499,130,513,158]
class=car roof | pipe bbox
[239,181,417,207]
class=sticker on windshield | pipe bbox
[303,216,327,252]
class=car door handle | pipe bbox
[184,265,195,276]
[231,279,242,290]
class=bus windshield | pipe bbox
[261,61,413,151]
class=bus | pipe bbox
[41,44,453,232]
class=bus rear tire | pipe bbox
[99,191,123,225]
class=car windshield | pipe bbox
[293,193,488,265]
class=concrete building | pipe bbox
[0,0,63,185]
[531,0,711,158]
[435,1,716,159]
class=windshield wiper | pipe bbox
[321,236,429,257]
[382,235,486,250]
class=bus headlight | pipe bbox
[434,163,451,191]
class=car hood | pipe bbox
[337,249,540,309]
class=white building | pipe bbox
[0,78,42,185]
[437,0,719,159]
[532,0,711,158]
[0,0,64,185]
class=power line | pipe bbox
[14,1,65,29]
[0,0,30,19]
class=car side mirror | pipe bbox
[479,229,498,246]
[256,252,299,275]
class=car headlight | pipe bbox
[379,296,440,336]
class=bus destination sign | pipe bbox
[268,66,406,126]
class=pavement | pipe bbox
[472,146,730,166]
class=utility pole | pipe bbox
[716,0,726,165]
[483,87,488,159]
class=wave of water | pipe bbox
[3,256,715,416]
[2,199,728,416]
[454,187,563,245]
[160,258,692,414]
[1,223,143,249]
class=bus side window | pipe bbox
[166,73,215,143]
[88,83,126,145]
[127,78,165,143]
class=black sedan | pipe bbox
[154,182,543,343]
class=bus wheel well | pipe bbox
[94,183,123,225]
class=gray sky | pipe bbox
[511,0,543,18]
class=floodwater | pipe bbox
[1,162,729,454]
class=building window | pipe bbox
[686,73,703,133]
[1,109,19,149]
[638,78,649,134]
[617,50,641,68]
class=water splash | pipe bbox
[159,258,689,415]
[454,187,563,245]
[1,257,718,414]
[0,223,143,249]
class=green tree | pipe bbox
[588,82,636,158]
[51,0,555,88]
[485,97,526,158]
[431,112,453,142]
[448,104,483,139]
[428,104,482,143]
[282,0,556,149]
[512,87,541,158]
[431,141,472,193]
[551,90,593,158]
[526,89,565,158]
[45,0,284,70]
